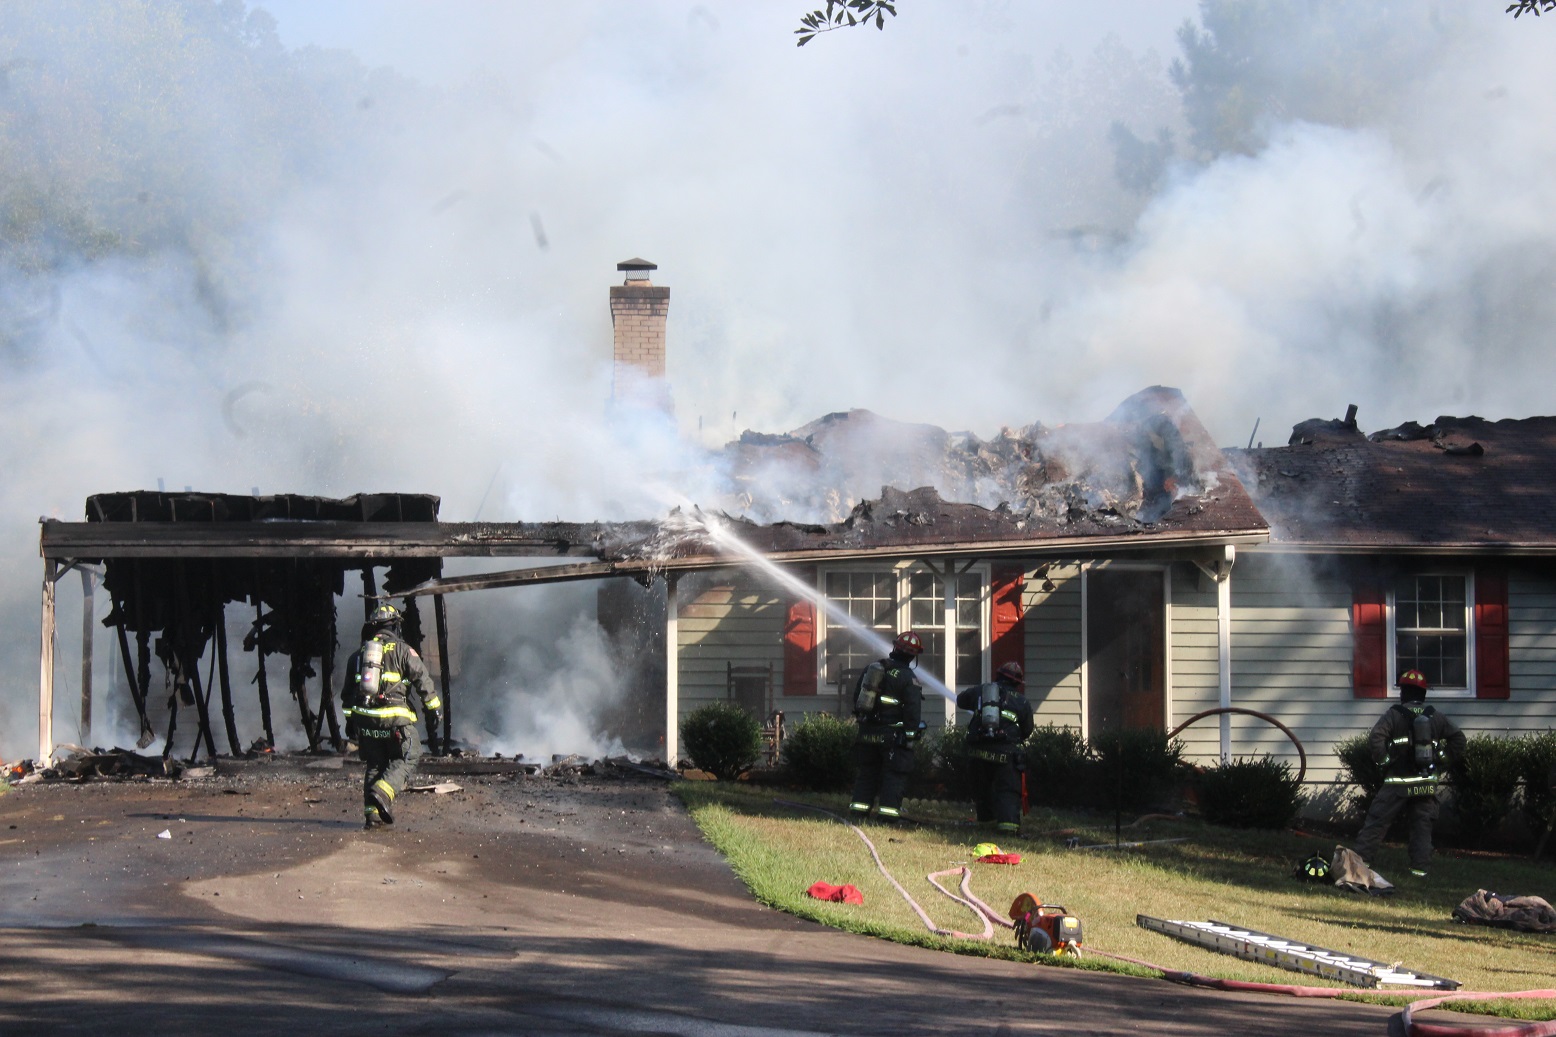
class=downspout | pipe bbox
[1194,546,1236,762]
[1218,551,1233,762]
[664,574,680,766]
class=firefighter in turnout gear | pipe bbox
[342,602,442,829]
[956,661,1035,836]
[1352,669,1466,877]
[848,632,926,823]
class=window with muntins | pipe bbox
[820,565,986,694]
[1390,572,1471,692]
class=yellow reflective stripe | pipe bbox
[1390,736,1411,745]
[352,706,417,722]
[381,671,402,683]
[423,697,442,710]
[373,780,396,801]
[879,696,900,706]
[1000,710,1018,721]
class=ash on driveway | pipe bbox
[0,761,1412,1036]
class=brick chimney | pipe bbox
[609,258,671,411]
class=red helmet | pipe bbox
[1398,669,1429,692]
[995,661,1025,685]
[892,631,924,656]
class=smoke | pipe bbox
[3,1,1554,760]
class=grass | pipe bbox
[675,783,1556,1021]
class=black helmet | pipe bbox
[995,661,1025,686]
[367,602,402,631]
[1296,854,1331,883]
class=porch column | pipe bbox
[39,559,60,764]
[664,574,680,766]
[1218,560,1232,762]
[80,567,96,745]
[942,567,957,724]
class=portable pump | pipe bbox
[1009,893,1083,957]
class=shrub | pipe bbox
[925,725,972,801]
[778,713,857,792]
[1516,731,1556,838]
[1087,728,1185,813]
[1196,756,1303,829]
[1333,733,1385,816]
[1023,725,1090,808]
[1451,734,1524,848]
[681,702,762,780]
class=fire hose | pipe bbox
[775,799,1556,1035]
[1166,707,1308,783]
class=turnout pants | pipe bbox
[359,724,422,818]
[1354,784,1439,871]
[849,739,913,821]
[969,749,1023,834]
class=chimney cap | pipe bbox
[617,257,658,272]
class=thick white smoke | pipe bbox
[3,1,1553,761]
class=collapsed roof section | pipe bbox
[620,385,1268,565]
[1229,409,1556,551]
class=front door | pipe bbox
[1086,568,1166,735]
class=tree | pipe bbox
[794,1,895,46]
[1507,1,1556,16]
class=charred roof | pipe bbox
[1229,412,1556,549]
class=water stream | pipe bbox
[685,511,957,703]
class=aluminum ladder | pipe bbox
[1136,916,1460,990]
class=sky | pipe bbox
[2,0,1554,763]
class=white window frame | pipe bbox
[814,561,991,700]
[1386,569,1475,699]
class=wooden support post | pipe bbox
[315,593,342,751]
[434,593,452,755]
[291,654,316,751]
[38,559,59,765]
[216,603,241,756]
[79,567,95,745]
[176,565,217,762]
[115,620,153,749]
[252,595,275,747]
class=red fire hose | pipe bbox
[1167,706,1307,783]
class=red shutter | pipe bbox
[1475,568,1510,700]
[990,565,1026,676]
[782,566,818,697]
[1352,577,1388,698]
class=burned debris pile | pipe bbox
[86,491,442,761]
[713,386,1238,531]
[608,387,1266,564]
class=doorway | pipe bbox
[1086,567,1166,735]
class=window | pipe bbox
[1353,567,1507,700]
[1390,573,1470,692]
[819,564,987,694]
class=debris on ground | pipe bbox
[1453,890,1556,934]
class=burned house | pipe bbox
[32,258,1556,791]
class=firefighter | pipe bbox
[956,661,1035,836]
[847,631,926,823]
[342,602,442,829]
[1352,669,1466,878]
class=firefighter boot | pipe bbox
[370,781,395,824]
[363,805,381,830]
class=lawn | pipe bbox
[675,782,1556,1021]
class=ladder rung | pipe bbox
[1136,916,1459,990]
